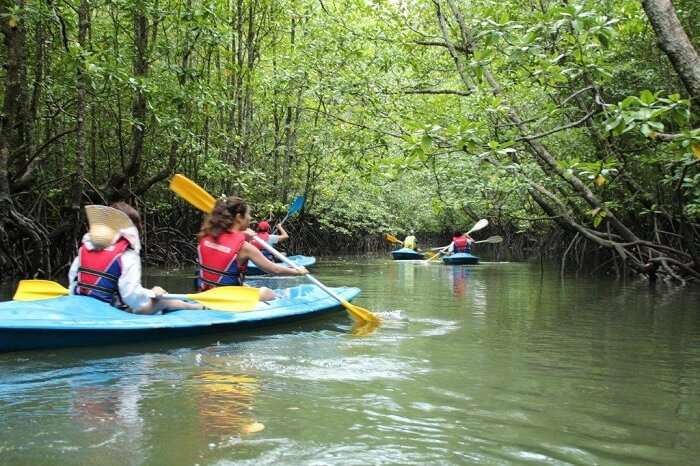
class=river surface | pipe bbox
[1,258,700,465]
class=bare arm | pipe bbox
[240,242,305,275]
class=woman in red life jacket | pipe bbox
[197,196,307,301]
[253,220,289,261]
[69,203,203,314]
[447,231,475,254]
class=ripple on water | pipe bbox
[236,354,429,382]
[212,438,455,466]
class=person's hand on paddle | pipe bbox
[294,266,309,276]
[243,228,257,240]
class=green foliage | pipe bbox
[2,0,698,268]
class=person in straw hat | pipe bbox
[68,202,204,314]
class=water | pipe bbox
[1,258,700,465]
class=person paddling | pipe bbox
[403,231,418,251]
[447,230,475,255]
[252,220,288,261]
[197,196,307,301]
[69,203,203,314]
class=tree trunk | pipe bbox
[0,0,50,276]
[104,2,149,200]
[642,0,700,101]
[72,0,90,215]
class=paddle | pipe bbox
[168,174,381,327]
[252,237,381,325]
[13,279,261,311]
[274,195,304,233]
[476,235,503,244]
[423,219,490,263]
[424,246,449,263]
[170,173,216,213]
[467,219,489,235]
[384,233,404,246]
[429,235,503,250]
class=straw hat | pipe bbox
[85,205,135,248]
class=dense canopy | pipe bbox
[1,0,698,282]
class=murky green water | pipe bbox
[1,258,700,465]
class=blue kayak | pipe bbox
[391,247,425,260]
[0,285,359,353]
[443,252,480,265]
[246,255,316,276]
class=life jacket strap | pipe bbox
[199,263,242,279]
[76,281,117,295]
[78,267,119,283]
[199,276,243,288]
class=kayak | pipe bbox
[0,284,360,353]
[443,252,480,265]
[391,247,425,260]
[246,255,316,276]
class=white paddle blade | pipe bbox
[467,219,488,235]
[477,235,503,244]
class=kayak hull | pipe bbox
[443,252,480,265]
[0,285,359,353]
[246,255,316,276]
[391,248,425,260]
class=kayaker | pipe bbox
[447,231,474,254]
[197,196,308,301]
[253,220,288,261]
[403,231,418,251]
[69,203,203,314]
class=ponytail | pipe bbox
[198,196,248,239]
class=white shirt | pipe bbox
[267,234,280,246]
[68,227,152,311]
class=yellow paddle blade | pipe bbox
[352,318,381,336]
[13,279,69,301]
[170,174,216,214]
[341,298,381,325]
[185,286,261,311]
[384,233,403,245]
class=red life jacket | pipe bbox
[197,231,248,289]
[76,238,130,304]
[453,235,473,253]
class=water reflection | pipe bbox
[193,371,261,437]
[2,261,700,466]
[447,266,470,297]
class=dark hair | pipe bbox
[198,196,249,239]
[453,231,462,237]
[111,202,142,231]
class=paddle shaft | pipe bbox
[252,236,348,305]
[161,294,189,300]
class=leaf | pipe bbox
[597,32,609,48]
[420,134,432,152]
[604,115,623,133]
[594,175,606,187]
[639,90,655,105]
[692,144,700,160]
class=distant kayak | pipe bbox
[443,252,479,265]
[0,284,359,353]
[391,248,425,260]
[246,255,316,276]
